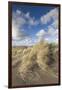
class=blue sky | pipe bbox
[12,3,59,46]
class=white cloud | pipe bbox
[12,9,39,46]
[29,18,39,26]
[36,29,46,37]
[12,11,28,41]
[25,12,30,19]
[16,9,21,15]
[38,8,59,43]
[12,22,27,40]
[36,28,58,43]
[12,10,28,41]
[12,8,59,46]
[40,8,58,27]
[12,37,37,46]
[25,12,39,26]
[50,19,58,29]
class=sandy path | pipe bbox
[12,60,58,87]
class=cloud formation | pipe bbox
[12,18,27,40]
[36,8,58,43]
[36,28,58,43]
[12,8,59,46]
[40,8,58,26]
[12,37,37,46]
[12,9,38,41]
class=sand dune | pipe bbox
[12,41,59,86]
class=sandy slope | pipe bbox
[12,63,58,86]
[12,42,59,86]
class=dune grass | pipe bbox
[12,41,59,86]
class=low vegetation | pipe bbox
[12,41,59,86]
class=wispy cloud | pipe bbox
[25,12,39,26]
[40,8,58,26]
[36,8,58,43]
[12,7,59,46]
[16,9,21,15]
[12,9,38,41]
[12,9,38,46]
[12,37,37,46]
[36,28,58,43]
[12,18,27,40]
